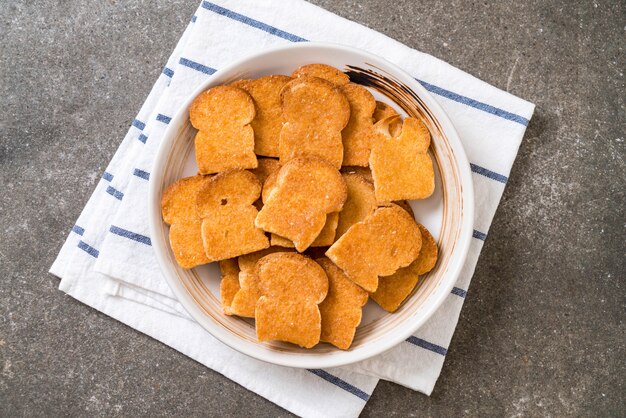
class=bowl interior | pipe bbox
[150,44,472,368]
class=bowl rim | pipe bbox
[148,42,474,369]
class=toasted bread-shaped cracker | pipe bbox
[219,257,240,276]
[371,224,438,312]
[255,253,328,348]
[317,257,368,349]
[161,175,213,269]
[251,158,281,210]
[326,205,422,292]
[237,246,291,273]
[220,276,241,315]
[279,77,349,169]
[251,158,281,186]
[293,65,376,167]
[256,157,347,252]
[231,76,292,157]
[270,212,339,248]
[373,101,398,121]
[335,173,377,239]
[262,168,339,248]
[261,169,279,204]
[370,116,435,201]
[406,224,438,276]
[373,101,403,137]
[340,83,376,166]
[291,63,350,86]
[197,170,269,262]
[190,86,257,174]
[219,259,240,315]
[229,247,291,317]
[310,212,339,246]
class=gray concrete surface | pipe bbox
[1,0,624,416]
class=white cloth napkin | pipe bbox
[50,1,535,416]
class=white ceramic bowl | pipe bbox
[148,43,474,369]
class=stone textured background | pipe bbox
[1,0,624,416]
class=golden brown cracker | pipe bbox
[250,158,281,186]
[292,65,376,167]
[373,101,399,122]
[229,270,259,318]
[251,158,281,211]
[190,86,257,174]
[219,259,240,315]
[200,205,269,262]
[219,258,240,276]
[291,63,350,86]
[197,169,261,210]
[369,264,419,313]
[261,169,279,204]
[255,157,347,252]
[316,257,368,350]
[220,275,240,315]
[373,101,403,137]
[279,77,350,169]
[410,224,438,276]
[270,212,339,248]
[269,234,294,248]
[237,246,290,272]
[335,173,377,239]
[311,212,339,246]
[230,247,292,317]
[370,116,435,201]
[196,170,269,262]
[255,253,328,348]
[161,175,208,224]
[161,175,213,269]
[371,224,438,312]
[326,204,422,292]
[231,76,292,157]
[167,221,208,269]
[340,83,376,166]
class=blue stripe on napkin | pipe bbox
[472,230,487,241]
[202,1,307,43]
[109,225,152,246]
[156,114,172,124]
[451,287,467,298]
[416,80,529,126]
[78,240,99,258]
[106,186,124,200]
[179,57,217,75]
[405,336,448,356]
[470,163,508,183]
[71,225,85,236]
[133,169,150,180]
[307,369,370,401]
[132,119,146,130]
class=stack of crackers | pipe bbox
[161,64,438,350]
